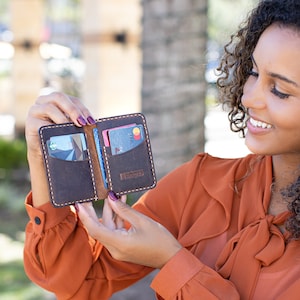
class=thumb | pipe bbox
[76,202,109,239]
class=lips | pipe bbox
[249,117,272,129]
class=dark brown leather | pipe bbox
[39,113,156,207]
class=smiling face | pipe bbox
[241,24,300,157]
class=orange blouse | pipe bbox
[24,153,300,299]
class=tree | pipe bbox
[141,0,208,178]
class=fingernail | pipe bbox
[77,116,87,126]
[87,116,96,125]
[75,202,80,212]
[108,191,120,201]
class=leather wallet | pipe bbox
[39,113,156,207]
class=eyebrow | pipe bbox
[251,55,299,87]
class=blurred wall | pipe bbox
[81,0,142,118]
[11,0,44,133]
[6,0,208,179]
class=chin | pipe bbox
[245,140,272,156]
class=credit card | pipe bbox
[93,128,108,188]
[102,123,136,147]
[47,133,88,161]
[108,124,144,155]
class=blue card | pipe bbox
[93,128,108,188]
[47,133,87,161]
[108,124,144,155]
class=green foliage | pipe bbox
[0,138,27,170]
[0,260,54,300]
[0,182,26,214]
[0,182,51,300]
[0,0,9,22]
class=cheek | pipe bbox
[268,102,300,130]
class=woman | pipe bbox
[24,0,300,299]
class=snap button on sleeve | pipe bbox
[34,216,41,225]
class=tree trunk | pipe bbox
[141,0,208,179]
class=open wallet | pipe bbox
[39,113,157,207]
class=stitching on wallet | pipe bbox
[100,113,157,194]
[102,145,112,188]
[39,123,97,207]
[39,127,55,204]
[39,113,157,204]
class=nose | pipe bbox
[241,76,266,109]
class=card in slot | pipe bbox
[93,128,108,188]
[108,124,145,155]
[102,123,136,147]
[47,133,88,161]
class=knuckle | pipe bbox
[49,91,65,101]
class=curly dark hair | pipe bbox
[281,177,300,240]
[217,0,300,136]
[217,0,300,239]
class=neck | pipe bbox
[272,155,300,189]
[269,155,300,216]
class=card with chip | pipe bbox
[47,133,88,161]
[108,124,145,155]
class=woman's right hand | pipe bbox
[25,92,94,159]
[25,92,95,207]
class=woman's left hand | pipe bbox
[76,194,182,269]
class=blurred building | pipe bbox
[1,0,208,179]
[81,0,142,117]
[1,0,142,135]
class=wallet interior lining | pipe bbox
[83,124,108,200]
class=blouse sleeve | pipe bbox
[151,248,239,299]
[24,193,153,300]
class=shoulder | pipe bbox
[148,152,267,199]
[181,152,265,178]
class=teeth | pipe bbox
[250,117,272,129]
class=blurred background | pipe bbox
[0,0,256,299]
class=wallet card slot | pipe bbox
[45,157,97,206]
[102,141,156,195]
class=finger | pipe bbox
[36,92,94,126]
[28,101,71,126]
[76,202,127,246]
[68,96,95,123]
[76,202,116,242]
[103,195,127,229]
[114,195,127,229]
[102,198,117,229]
[108,196,145,228]
[76,202,102,238]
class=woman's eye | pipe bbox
[271,86,290,99]
[248,70,258,77]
